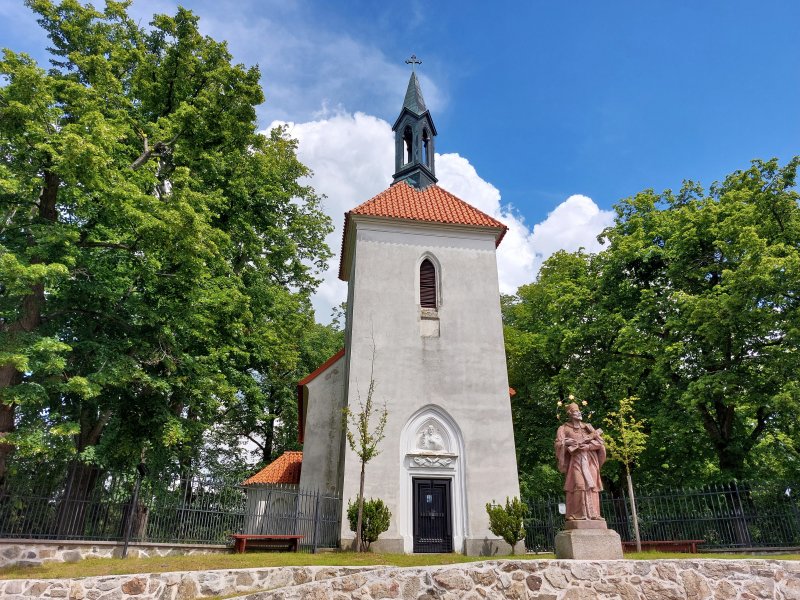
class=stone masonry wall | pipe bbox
[247,559,800,600]
[0,566,382,600]
[0,540,230,569]
[3,559,800,600]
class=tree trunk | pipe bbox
[355,460,365,552]
[626,468,642,553]
[55,462,101,538]
[0,171,59,482]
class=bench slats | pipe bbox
[622,540,705,553]
[230,534,304,553]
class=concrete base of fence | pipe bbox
[0,539,229,569]
[3,560,800,600]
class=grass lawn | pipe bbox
[2,549,798,580]
[0,551,549,580]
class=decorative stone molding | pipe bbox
[409,454,455,468]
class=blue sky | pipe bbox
[2,1,799,319]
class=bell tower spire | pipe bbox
[392,55,437,189]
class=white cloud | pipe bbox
[124,1,445,123]
[268,112,394,321]
[268,113,614,321]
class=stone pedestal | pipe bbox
[554,520,623,559]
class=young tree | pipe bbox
[343,354,388,552]
[485,497,528,555]
[603,396,648,552]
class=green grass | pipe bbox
[0,551,547,580]
[3,549,798,580]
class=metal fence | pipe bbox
[0,462,341,553]
[524,481,800,553]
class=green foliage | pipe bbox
[343,349,388,551]
[0,1,332,476]
[346,497,391,550]
[603,396,648,472]
[343,376,389,465]
[485,497,528,554]
[506,157,800,489]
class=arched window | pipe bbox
[420,259,437,308]
[422,129,430,167]
[403,126,413,164]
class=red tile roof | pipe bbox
[339,182,508,280]
[298,348,345,387]
[242,451,302,486]
[353,182,507,230]
[297,348,345,443]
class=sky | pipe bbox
[2,1,799,322]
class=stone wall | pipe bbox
[4,559,800,600]
[0,540,229,569]
[0,566,381,600]
[245,559,800,600]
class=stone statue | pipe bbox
[418,424,445,452]
[554,402,606,521]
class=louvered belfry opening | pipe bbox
[420,259,437,308]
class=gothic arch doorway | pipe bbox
[399,405,466,553]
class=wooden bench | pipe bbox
[622,539,705,554]
[230,534,303,553]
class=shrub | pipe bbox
[485,496,528,554]
[346,497,391,550]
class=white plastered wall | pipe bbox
[339,217,521,554]
[297,354,346,494]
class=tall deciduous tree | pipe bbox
[0,1,332,487]
[506,158,800,489]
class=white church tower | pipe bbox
[297,66,521,554]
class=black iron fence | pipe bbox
[0,462,341,553]
[525,480,800,553]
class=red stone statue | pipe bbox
[555,402,606,521]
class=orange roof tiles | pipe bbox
[242,451,302,486]
[339,182,508,280]
[352,182,507,232]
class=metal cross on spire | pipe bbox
[405,54,422,73]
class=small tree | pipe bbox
[485,496,528,554]
[346,497,391,550]
[343,351,388,552]
[603,395,648,552]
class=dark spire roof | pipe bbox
[402,72,427,115]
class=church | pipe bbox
[251,69,521,554]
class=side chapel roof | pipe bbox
[296,348,345,443]
[241,451,303,486]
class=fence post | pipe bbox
[311,489,321,553]
[121,462,147,559]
